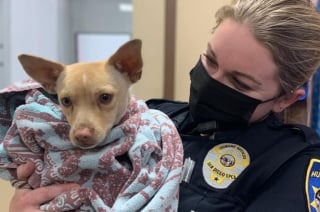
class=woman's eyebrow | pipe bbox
[207,43,262,86]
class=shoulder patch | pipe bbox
[306,158,320,212]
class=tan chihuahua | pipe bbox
[18,39,143,149]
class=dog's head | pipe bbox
[18,39,143,149]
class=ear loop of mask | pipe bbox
[260,96,277,104]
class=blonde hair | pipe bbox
[215,0,320,93]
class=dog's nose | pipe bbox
[74,127,94,145]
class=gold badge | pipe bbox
[202,143,250,189]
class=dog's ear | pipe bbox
[108,39,143,83]
[18,54,65,94]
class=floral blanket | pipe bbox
[0,80,183,211]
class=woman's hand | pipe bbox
[16,160,35,180]
[9,184,80,212]
[9,161,80,212]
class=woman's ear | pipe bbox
[272,88,305,113]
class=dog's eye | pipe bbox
[61,97,72,107]
[99,93,112,104]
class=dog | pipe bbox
[18,39,143,149]
[0,39,183,211]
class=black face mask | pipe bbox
[189,59,275,131]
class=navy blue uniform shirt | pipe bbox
[147,99,320,212]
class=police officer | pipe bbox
[148,0,320,211]
[9,0,320,212]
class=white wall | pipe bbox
[0,0,11,88]
[0,0,132,89]
[7,0,60,86]
[68,0,132,63]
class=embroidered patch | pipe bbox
[306,158,320,212]
[202,143,250,189]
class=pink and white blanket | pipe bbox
[0,80,183,211]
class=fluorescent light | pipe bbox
[119,3,133,12]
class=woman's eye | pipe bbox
[203,53,218,68]
[61,97,72,107]
[99,93,113,104]
[232,77,252,91]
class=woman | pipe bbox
[9,0,320,211]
